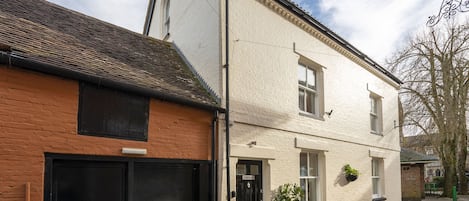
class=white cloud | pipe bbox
[47,0,148,33]
[293,0,444,64]
[293,0,315,14]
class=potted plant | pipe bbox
[344,164,359,182]
[273,183,304,201]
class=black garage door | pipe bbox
[44,154,210,201]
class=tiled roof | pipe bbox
[401,148,438,164]
[0,0,218,108]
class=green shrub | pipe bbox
[273,183,304,201]
[344,164,359,176]
[432,176,445,188]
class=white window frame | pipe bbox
[372,158,383,199]
[370,94,382,134]
[161,0,170,39]
[300,152,321,201]
[298,61,323,118]
[425,146,434,155]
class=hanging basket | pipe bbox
[344,164,359,182]
[346,174,358,182]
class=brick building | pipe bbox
[401,148,438,201]
[0,1,221,201]
[402,135,446,182]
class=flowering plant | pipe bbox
[273,183,304,201]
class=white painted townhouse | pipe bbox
[144,0,402,201]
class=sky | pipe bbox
[47,0,149,33]
[47,0,466,65]
[293,0,444,64]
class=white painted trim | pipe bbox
[369,149,386,158]
[121,147,147,155]
[295,137,329,151]
[367,83,383,98]
[230,144,276,160]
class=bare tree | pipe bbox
[388,21,469,196]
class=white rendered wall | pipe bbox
[148,0,222,96]
[222,0,402,201]
[148,0,402,200]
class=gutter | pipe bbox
[274,0,403,85]
[0,51,225,113]
[401,160,439,164]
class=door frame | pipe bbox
[236,160,263,201]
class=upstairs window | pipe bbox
[298,63,321,116]
[78,83,149,141]
[162,0,170,38]
[370,95,382,134]
[425,146,434,155]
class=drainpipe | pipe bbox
[143,0,156,36]
[211,111,218,201]
[224,0,231,200]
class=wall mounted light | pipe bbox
[247,141,257,147]
[122,147,147,155]
[325,109,333,117]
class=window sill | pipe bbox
[372,197,387,201]
[78,131,148,142]
[370,131,383,136]
[299,112,325,121]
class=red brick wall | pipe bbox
[401,164,425,201]
[0,66,214,201]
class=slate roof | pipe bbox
[401,148,439,164]
[402,135,432,150]
[0,0,218,109]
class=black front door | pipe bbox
[236,160,262,201]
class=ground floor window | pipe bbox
[300,152,320,201]
[372,158,384,198]
[44,154,211,201]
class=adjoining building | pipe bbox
[402,135,445,182]
[144,0,403,201]
[401,148,439,201]
[0,1,221,201]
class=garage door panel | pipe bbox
[133,163,194,201]
[53,161,127,201]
